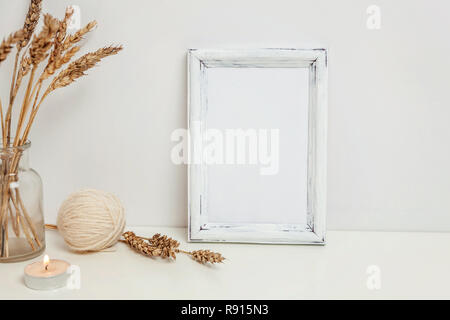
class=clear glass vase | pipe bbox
[0,141,45,262]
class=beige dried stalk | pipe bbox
[123,231,162,257]
[47,45,122,92]
[29,14,59,66]
[12,14,58,146]
[15,57,32,92]
[0,30,24,137]
[55,46,80,69]
[20,45,122,144]
[149,233,180,249]
[0,30,24,64]
[8,57,32,139]
[148,233,180,259]
[29,8,76,138]
[191,250,225,264]
[6,0,42,142]
[41,7,74,81]
[62,21,97,51]
[122,231,226,265]
[18,0,42,50]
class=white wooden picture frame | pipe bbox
[188,48,328,244]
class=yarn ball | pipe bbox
[57,189,126,252]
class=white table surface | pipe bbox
[0,226,449,299]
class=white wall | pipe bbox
[0,0,449,231]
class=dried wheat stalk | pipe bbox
[18,0,42,50]
[11,15,58,147]
[29,14,59,66]
[0,29,24,137]
[148,233,180,259]
[62,21,97,51]
[20,45,122,144]
[122,231,226,265]
[47,45,122,92]
[149,233,180,249]
[190,250,225,264]
[6,0,42,142]
[14,57,32,94]
[40,7,74,81]
[123,232,162,257]
[0,30,24,65]
[0,0,122,257]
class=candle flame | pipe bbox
[43,255,49,270]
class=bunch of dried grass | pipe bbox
[122,231,226,265]
[0,0,122,257]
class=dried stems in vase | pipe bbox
[0,0,122,257]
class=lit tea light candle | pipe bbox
[24,255,71,290]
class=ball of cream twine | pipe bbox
[57,189,126,252]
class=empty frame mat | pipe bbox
[188,49,327,244]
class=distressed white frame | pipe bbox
[188,49,328,244]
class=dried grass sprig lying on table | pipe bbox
[191,250,225,264]
[122,232,163,257]
[122,231,226,265]
[5,0,42,143]
[149,233,180,250]
[0,0,122,258]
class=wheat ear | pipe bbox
[29,14,59,66]
[0,29,24,136]
[18,0,42,50]
[123,232,162,257]
[148,233,180,259]
[11,13,57,146]
[6,0,42,143]
[0,30,24,65]
[62,21,97,51]
[0,99,3,145]
[47,45,122,92]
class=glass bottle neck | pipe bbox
[0,149,30,171]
